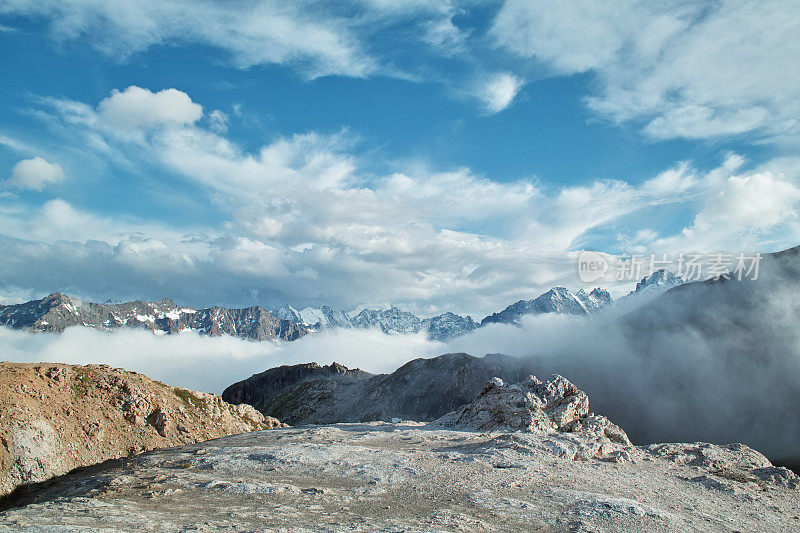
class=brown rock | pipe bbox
[0,362,286,495]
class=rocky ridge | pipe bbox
[222,353,538,425]
[274,304,478,341]
[431,375,631,462]
[0,362,284,496]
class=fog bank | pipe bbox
[0,326,441,394]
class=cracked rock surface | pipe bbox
[1,424,798,532]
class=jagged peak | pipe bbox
[634,269,682,293]
[541,286,572,298]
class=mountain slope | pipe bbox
[0,362,283,496]
[613,268,684,312]
[222,352,536,424]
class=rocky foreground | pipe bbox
[0,362,284,496]
[1,375,798,531]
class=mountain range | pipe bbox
[0,292,307,342]
[0,269,682,342]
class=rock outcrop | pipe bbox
[222,362,370,409]
[0,362,284,496]
[432,375,631,461]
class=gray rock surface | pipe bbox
[432,375,631,463]
[2,375,798,530]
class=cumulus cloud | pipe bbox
[98,86,203,132]
[637,167,800,253]
[688,173,800,237]
[490,0,800,143]
[4,157,65,191]
[475,72,524,114]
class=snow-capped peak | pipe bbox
[634,269,682,293]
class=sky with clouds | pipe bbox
[1,0,799,317]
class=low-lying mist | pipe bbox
[448,273,800,462]
[0,326,442,395]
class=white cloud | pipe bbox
[0,197,211,248]
[206,110,229,134]
[475,72,524,114]
[0,0,470,81]
[664,171,800,251]
[98,86,203,132]
[420,17,467,55]
[4,157,65,191]
[490,0,800,143]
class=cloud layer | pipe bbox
[4,278,799,462]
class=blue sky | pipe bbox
[0,1,799,317]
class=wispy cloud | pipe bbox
[0,0,467,80]
[490,0,800,144]
[0,0,376,78]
